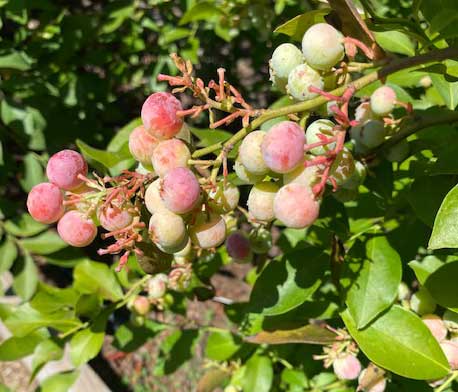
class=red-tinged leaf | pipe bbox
[246,324,337,345]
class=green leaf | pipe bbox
[39,371,79,392]
[0,237,17,274]
[249,248,327,316]
[107,117,142,152]
[4,213,47,237]
[73,260,123,301]
[420,0,458,40]
[30,283,79,314]
[374,31,415,56]
[429,184,458,249]
[342,306,450,379]
[154,329,200,376]
[19,152,46,192]
[409,255,446,285]
[241,355,273,392]
[19,230,68,255]
[190,127,231,148]
[246,324,336,345]
[343,237,402,329]
[5,303,81,337]
[70,311,108,366]
[113,320,165,353]
[0,51,33,70]
[407,176,455,227]
[274,9,331,41]
[424,261,458,311]
[205,330,242,361]
[430,74,458,110]
[76,139,132,169]
[0,330,48,361]
[31,339,64,381]
[12,253,38,300]
[179,2,223,25]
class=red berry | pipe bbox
[57,210,97,247]
[160,167,200,214]
[97,198,134,232]
[27,182,64,224]
[141,92,183,139]
[46,150,88,190]
[261,121,305,174]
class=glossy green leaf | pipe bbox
[70,311,108,366]
[274,9,331,41]
[5,303,81,337]
[249,249,327,316]
[107,117,142,152]
[0,237,17,274]
[409,255,446,285]
[429,184,458,249]
[342,306,450,379]
[205,330,242,360]
[40,370,79,392]
[31,339,64,381]
[4,213,47,237]
[19,230,68,255]
[424,261,458,311]
[76,139,132,169]
[73,260,123,301]
[374,31,415,56]
[344,237,402,329]
[30,283,79,314]
[12,253,38,300]
[420,0,458,40]
[0,329,48,361]
[246,324,336,345]
[241,355,273,392]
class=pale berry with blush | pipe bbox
[57,210,97,247]
[46,150,88,190]
[27,182,64,224]
[261,121,306,174]
[160,167,201,214]
[151,138,191,177]
[273,183,319,229]
[141,92,183,139]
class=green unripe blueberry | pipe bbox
[238,130,269,175]
[301,23,345,71]
[287,64,324,102]
[370,86,396,117]
[269,43,304,80]
[247,182,279,222]
[342,161,366,189]
[350,120,386,149]
[410,287,437,315]
[329,148,355,185]
[385,139,410,162]
[306,119,337,155]
[234,158,264,184]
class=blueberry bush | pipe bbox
[3,0,458,391]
